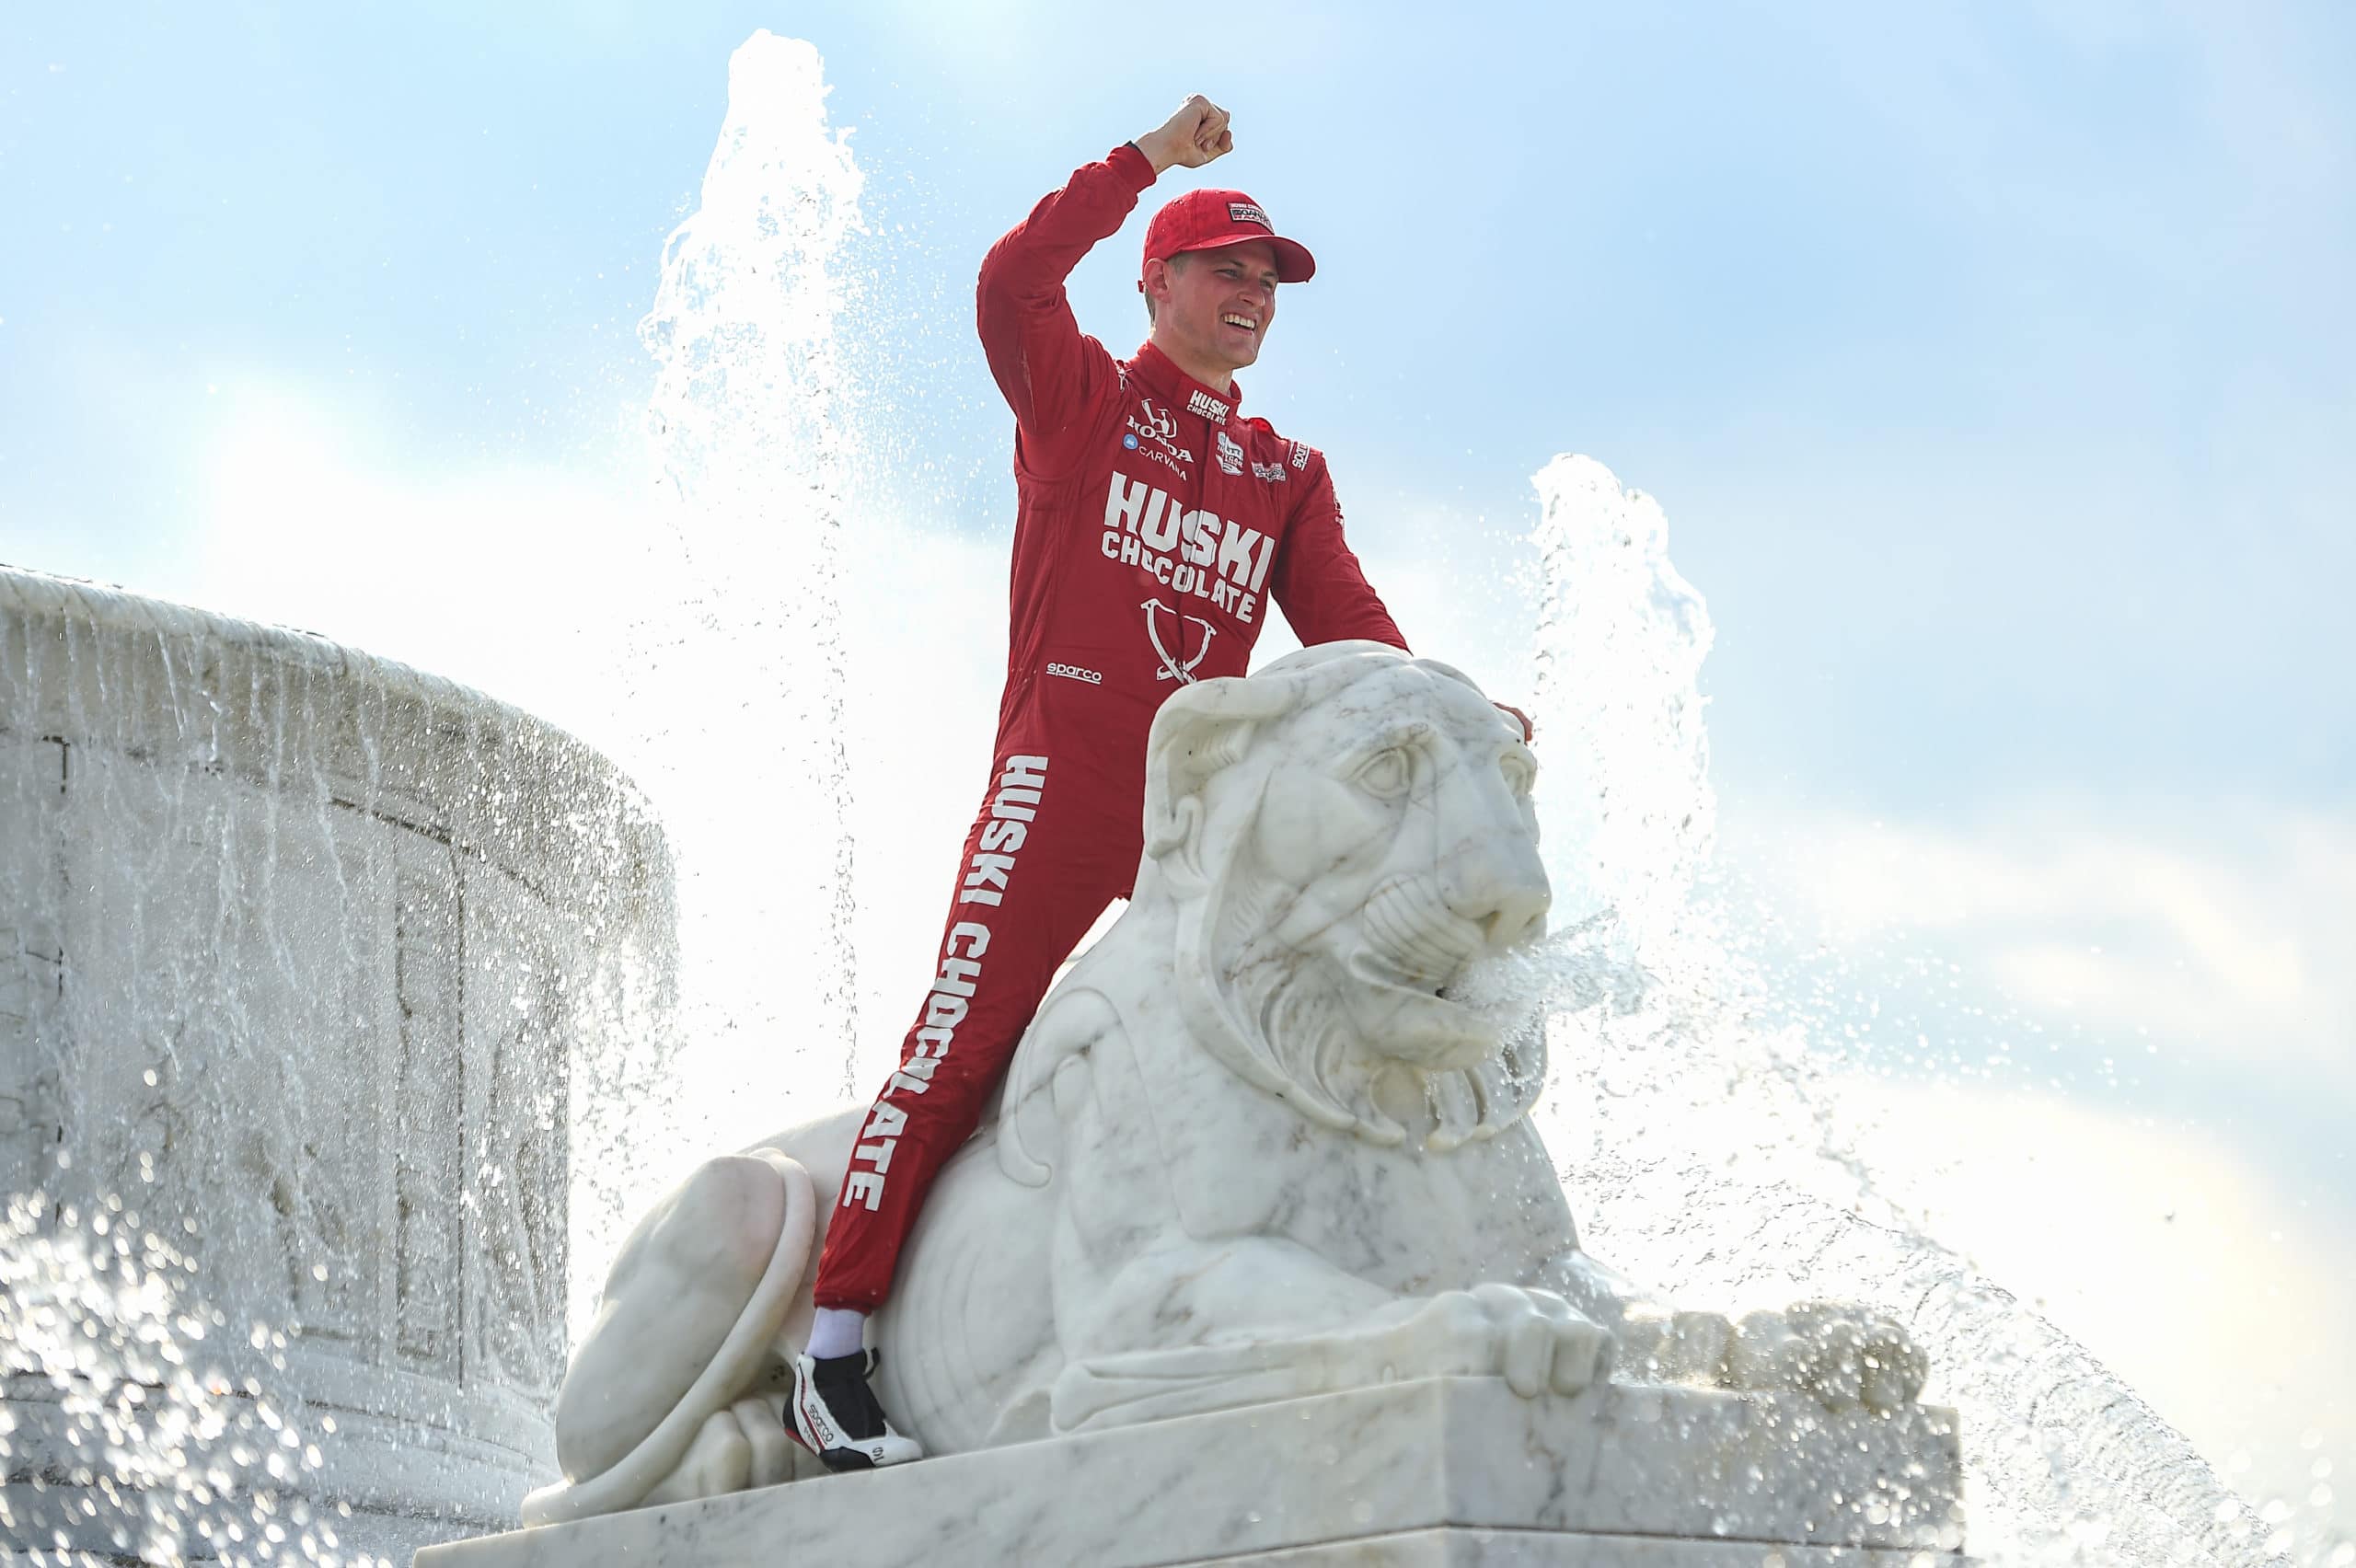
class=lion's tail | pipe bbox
[519,1150,816,1527]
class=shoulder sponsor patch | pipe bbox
[1289,439,1311,470]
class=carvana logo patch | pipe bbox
[1123,432,1139,450]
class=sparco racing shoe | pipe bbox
[790,1349,924,1471]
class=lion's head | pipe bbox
[1132,641,1553,1152]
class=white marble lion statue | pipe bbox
[523,642,1927,1525]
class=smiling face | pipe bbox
[1145,238,1279,390]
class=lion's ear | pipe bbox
[1141,647,1404,880]
[1141,678,1283,877]
[1142,716,1254,877]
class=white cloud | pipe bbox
[189,379,653,733]
[1734,800,2356,1080]
[1835,1072,2354,1542]
[170,375,1011,1124]
[1716,796,2355,1548]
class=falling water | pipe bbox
[2,22,2327,1568]
[1521,456,2295,1566]
[577,29,2314,1564]
[0,572,674,1564]
[1529,455,1717,960]
[623,29,868,1133]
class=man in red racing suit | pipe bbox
[786,96,1412,1470]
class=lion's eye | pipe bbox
[1357,746,1413,798]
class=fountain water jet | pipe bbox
[1521,457,2291,1567]
[624,29,869,1121]
[564,28,2296,1561]
[2,19,2311,1563]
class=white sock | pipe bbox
[807,1306,868,1361]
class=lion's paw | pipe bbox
[1725,1301,1926,1413]
[1389,1284,1613,1399]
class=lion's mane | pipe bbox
[1133,641,1548,1151]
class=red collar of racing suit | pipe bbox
[1127,340,1242,428]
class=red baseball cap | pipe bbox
[1142,188,1317,283]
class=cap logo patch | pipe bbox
[1228,202,1271,229]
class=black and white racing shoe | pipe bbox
[789,1349,924,1471]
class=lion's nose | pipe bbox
[1481,870,1551,949]
[1441,830,1552,950]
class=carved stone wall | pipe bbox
[0,565,676,1564]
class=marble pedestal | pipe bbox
[418,1378,1969,1566]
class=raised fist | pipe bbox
[1138,95,1233,174]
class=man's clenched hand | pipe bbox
[1137,95,1233,174]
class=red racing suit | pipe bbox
[813,143,1407,1312]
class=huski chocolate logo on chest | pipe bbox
[1100,472,1275,624]
[1186,387,1230,424]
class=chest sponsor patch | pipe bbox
[1098,472,1274,628]
[1251,458,1288,483]
[1215,429,1245,477]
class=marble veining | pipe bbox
[512,642,1948,1553]
[430,1378,1967,1568]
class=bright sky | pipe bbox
[4,2,2350,1556]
